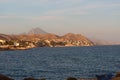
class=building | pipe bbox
[14,42,20,47]
[0,39,6,45]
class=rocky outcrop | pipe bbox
[66,77,77,80]
[112,72,120,80]
[0,74,14,80]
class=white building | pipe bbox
[0,39,6,44]
[14,42,20,47]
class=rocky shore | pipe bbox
[0,72,120,80]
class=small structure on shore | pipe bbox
[14,42,20,47]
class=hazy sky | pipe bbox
[0,0,120,42]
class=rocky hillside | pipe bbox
[0,33,94,47]
[17,33,94,47]
[0,33,18,41]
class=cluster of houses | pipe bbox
[0,38,94,50]
[36,39,94,47]
[0,39,6,45]
[0,39,35,50]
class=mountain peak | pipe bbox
[28,27,47,35]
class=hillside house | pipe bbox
[0,39,6,45]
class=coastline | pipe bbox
[0,45,93,51]
[1,45,119,51]
[0,45,35,51]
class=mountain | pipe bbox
[28,27,48,35]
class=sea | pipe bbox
[0,45,120,80]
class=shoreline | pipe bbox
[0,46,35,51]
[0,45,120,51]
[0,45,92,51]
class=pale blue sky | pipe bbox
[0,0,120,42]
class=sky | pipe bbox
[0,0,120,42]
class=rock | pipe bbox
[96,74,113,80]
[112,77,120,80]
[115,72,120,77]
[23,77,37,80]
[111,72,120,80]
[66,77,77,80]
[23,77,46,80]
[40,78,46,80]
[79,78,97,80]
[0,74,14,80]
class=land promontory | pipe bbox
[0,28,94,50]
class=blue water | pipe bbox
[0,45,120,80]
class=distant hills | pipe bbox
[0,27,119,46]
[90,38,120,45]
[28,27,48,35]
[0,28,94,47]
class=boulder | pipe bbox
[96,74,113,80]
[115,72,120,77]
[0,74,14,80]
[23,77,46,80]
[39,78,46,80]
[112,72,120,80]
[23,77,37,80]
[112,77,120,80]
[66,77,77,80]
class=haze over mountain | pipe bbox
[28,27,48,35]
[90,38,120,45]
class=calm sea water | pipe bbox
[0,45,120,80]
